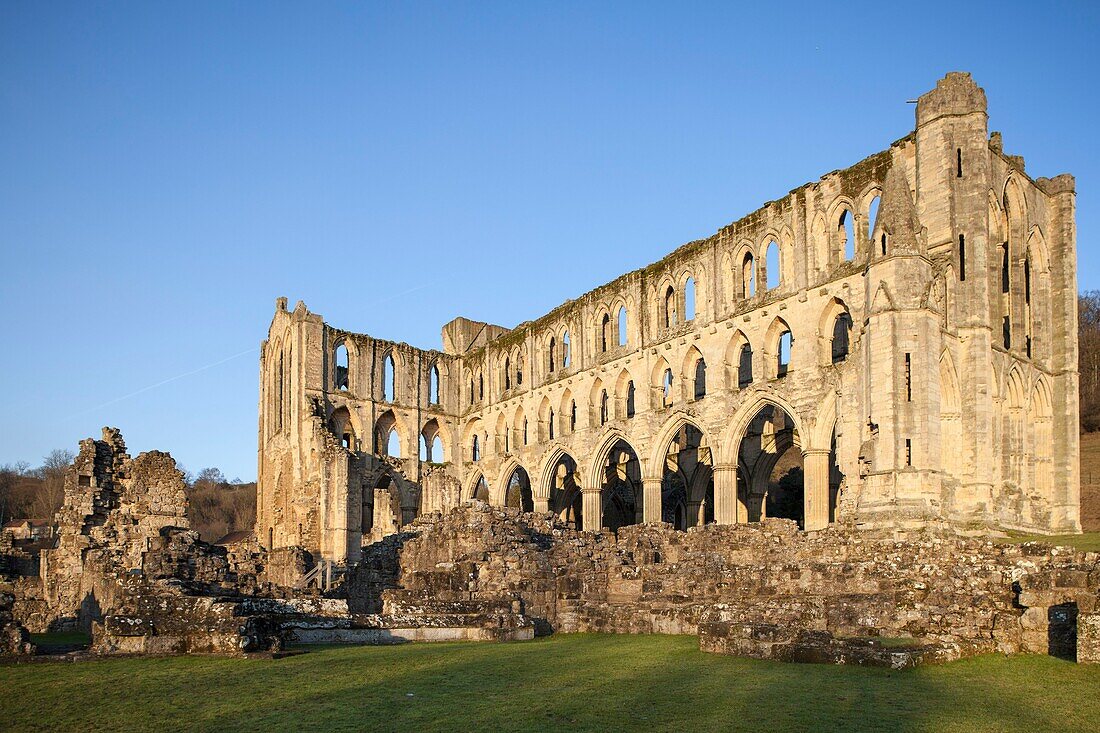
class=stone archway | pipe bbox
[504,465,534,513]
[600,439,641,531]
[543,451,582,530]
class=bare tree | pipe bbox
[31,449,74,518]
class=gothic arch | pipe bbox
[719,390,807,466]
[817,297,853,365]
[492,456,530,506]
[648,412,709,478]
[763,316,794,379]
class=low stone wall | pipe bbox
[346,503,1100,664]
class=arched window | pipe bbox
[840,209,855,261]
[548,337,556,373]
[335,343,349,391]
[523,419,529,446]
[478,373,484,401]
[562,332,571,368]
[738,344,753,388]
[694,358,707,400]
[765,240,780,289]
[275,350,284,433]
[469,378,475,406]
[626,381,636,418]
[600,313,610,352]
[600,390,609,425]
[662,369,673,407]
[472,435,480,462]
[419,434,429,461]
[742,253,755,297]
[777,330,792,377]
[570,400,577,431]
[504,357,511,390]
[431,435,443,462]
[1023,264,1031,349]
[429,365,440,405]
[549,409,555,440]
[832,313,852,363]
[867,196,880,241]
[516,354,524,386]
[617,306,628,347]
[684,277,696,321]
[385,428,400,458]
[663,286,676,329]
[383,354,395,402]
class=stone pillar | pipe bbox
[533,497,550,513]
[582,487,603,532]
[713,464,739,525]
[687,501,703,528]
[803,449,831,531]
[642,477,663,523]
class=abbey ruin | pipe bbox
[258,72,1081,564]
[4,72,1093,668]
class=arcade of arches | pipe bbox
[257,73,1081,564]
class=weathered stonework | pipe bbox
[347,503,1099,665]
[257,72,1081,564]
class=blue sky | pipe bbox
[1,2,1097,480]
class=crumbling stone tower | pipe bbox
[258,73,1080,563]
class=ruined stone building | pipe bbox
[257,73,1081,564]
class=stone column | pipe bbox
[803,448,831,531]
[713,464,739,525]
[687,501,703,528]
[582,487,603,532]
[533,497,550,513]
[642,477,663,523]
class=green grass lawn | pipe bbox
[1,634,1098,733]
[999,531,1100,552]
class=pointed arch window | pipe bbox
[765,240,780,289]
[626,381,636,418]
[601,313,610,352]
[738,344,753,388]
[832,313,852,363]
[335,343,349,391]
[777,330,792,377]
[549,409,555,440]
[385,428,400,458]
[429,365,440,405]
[548,337,556,373]
[472,435,480,462]
[617,306,628,347]
[693,358,707,400]
[383,354,395,402]
[600,390,609,425]
[562,331,571,368]
[867,196,880,241]
[663,286,676,329]
[742,253,756,297]
[570,400,577,431]
[662,369,673,407]
[684,277,696,321]
[840,209,855,261]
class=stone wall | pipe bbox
[348,504,1100,664]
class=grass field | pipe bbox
[1,634,1098,733]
